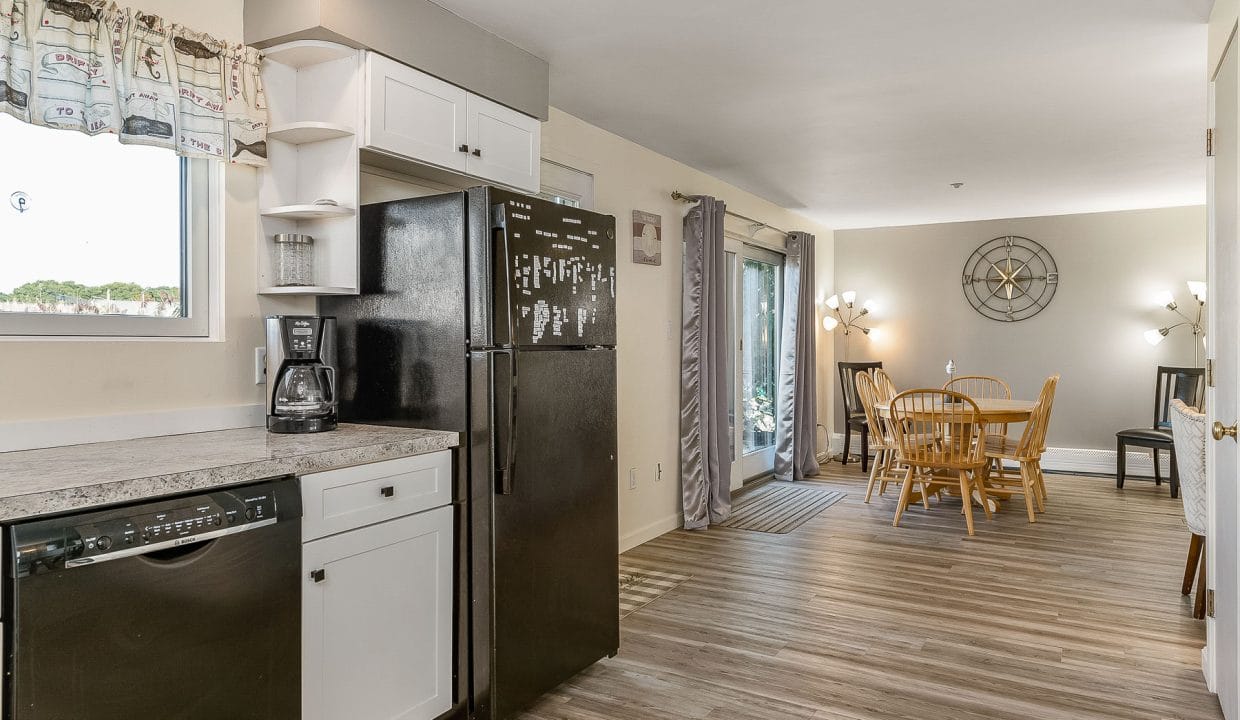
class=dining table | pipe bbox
[873,397,1037,425]
[873,396,1039,510]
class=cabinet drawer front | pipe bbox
[365,53,468,172]
[302,507,453,720]
[301,451,452,540]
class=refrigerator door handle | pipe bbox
[493,204,518,347]
[493,348,518,495]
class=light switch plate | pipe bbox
[628,467,638,490]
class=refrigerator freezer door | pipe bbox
[321,193,470,432]
[491,348,619,719]
[492,193,617,348]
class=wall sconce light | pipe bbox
[1144,281,1206,366]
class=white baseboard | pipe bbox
[827,432,1170,478]
[1202,645,1214,693]
[0,403,265,453]
[620,512,682,553]
[1040,446,1170,477]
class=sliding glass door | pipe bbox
[726,242,784,484]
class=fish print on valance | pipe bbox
[0,0,267,165]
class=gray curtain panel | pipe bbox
[774,231,820,481]
[680,196,732,530]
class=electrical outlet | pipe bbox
[628,467,638,490]
[255,347,267,385]
[656,462,663,481]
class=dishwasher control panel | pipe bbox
[13,483,286,576]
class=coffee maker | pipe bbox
[265,316,338,433]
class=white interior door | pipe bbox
[1208,35,1239,719]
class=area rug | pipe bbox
[719,481,846,534]
[619,565,692,618]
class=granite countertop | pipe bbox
[0,424,459,521]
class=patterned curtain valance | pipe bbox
[0,0,267,165]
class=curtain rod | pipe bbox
[670,191,790,236]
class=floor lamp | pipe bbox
[1144,281,1206,367]
[822,291,880,361]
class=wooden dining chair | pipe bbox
[1170,399,1209,619]
[983,375,1059,523]
[889,389,992,536]
[1116,366,1205,499]
[855,371,902,503]
[944,375,1012,438]
[873,368,898,402]
[838,361,882,472]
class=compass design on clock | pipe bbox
[961,236,1058,322]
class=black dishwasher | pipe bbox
[6,478,302,720]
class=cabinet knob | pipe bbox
[458,144,469,153]
[380,485,395,498]
[310,569,326,583]
[472,148,482,158]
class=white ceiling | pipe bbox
[431,0,1211,229]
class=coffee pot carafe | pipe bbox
[266,316,338,433]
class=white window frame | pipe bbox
[0,158,218,340]
[538,159,595,210]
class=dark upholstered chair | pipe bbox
[839,361,882,473]
[1116,366,1205,499]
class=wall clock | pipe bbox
[961,235,1058,322]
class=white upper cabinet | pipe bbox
[365,53,469,172]
[363,52,541,193]
[467,94,541,193]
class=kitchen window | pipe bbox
[0,118,215,338]
[538,159,595,210]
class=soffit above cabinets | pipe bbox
[244,0,549,121]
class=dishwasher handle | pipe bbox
[62,519,278,568]
[12,478,300,577]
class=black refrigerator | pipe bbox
[320,186,619,720]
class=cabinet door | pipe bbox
[466,94,541,193]
[303,507,453,720]
[365,53,468,172]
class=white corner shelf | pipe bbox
[259,285,357,296]
[261,204,356,220]
[268,122,355,145]
[264,40,357,69]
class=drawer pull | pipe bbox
[310,569,326,583]
[458,143,469,153]
[380,486,395,498]
[472,147,482,158]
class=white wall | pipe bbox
[0,0,309,426]
[834,205,1206,451]
[539,109,835,550]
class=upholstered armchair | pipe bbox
[1169,399,1208,619]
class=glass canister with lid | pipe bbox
[272,233,315,286]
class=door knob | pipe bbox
[1213,421,1238,441]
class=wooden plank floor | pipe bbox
[521,464,1223,720]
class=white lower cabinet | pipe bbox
[302,505,453,720]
